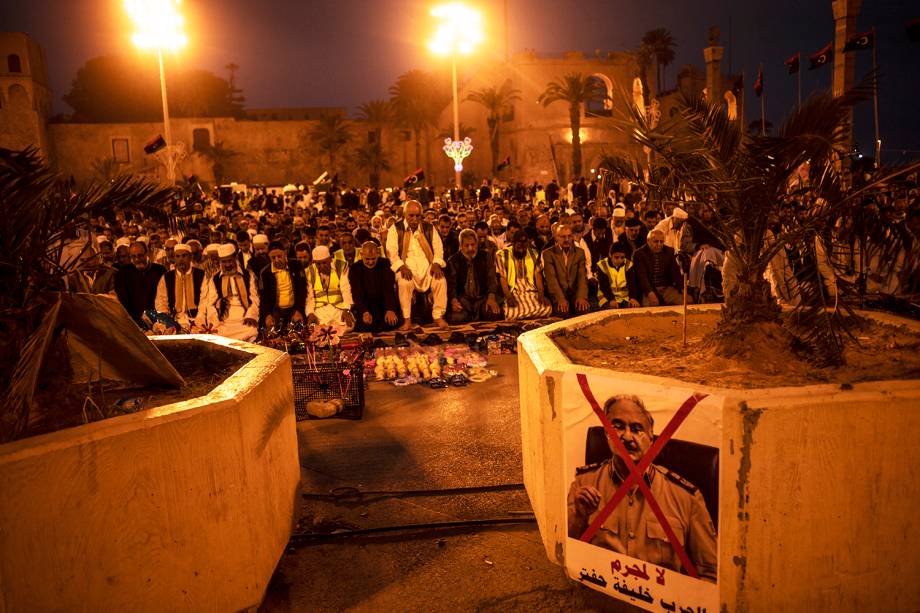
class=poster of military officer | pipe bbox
[561,372,721,612]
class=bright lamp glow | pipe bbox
[428,3,483,56]
[443,137,474,172]
[126,0,188,50]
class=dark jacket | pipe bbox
[632,244,682,298]
[115,262,166,324]
[446,249,499,302]
[583,231,612,273]
[439,231,460,262]
[259,260,307,322]
[541,245,588,305]
[349,259,399,317]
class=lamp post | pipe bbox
[429,3,483,190]
[125,0,188,183]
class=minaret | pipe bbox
[832,0,862,153]
[703,26,724,104]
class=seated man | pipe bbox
[259,240,307,331]
[197,243,260,341]
[495,230,552,320]
[154,243,205,330]
[349,240,401,333]
[596,240,641,309]
[333,230,360,264]
[632,229,691,306]
[305,246,355,329]
[385,199,448,330]
[446,229,501,324]
[541,224,589,317]
[114,240,167,325]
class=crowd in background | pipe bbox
[59,174,920,341]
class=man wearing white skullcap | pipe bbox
[196,243,260,341]
[653,206,692,253]
[155,243,206,331]
[305,245,355,330]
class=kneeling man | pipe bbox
[197,243,260,341]
[306,245,355,329]
[446,229,501,324]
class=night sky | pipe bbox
[3,0,918,160]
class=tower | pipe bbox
[0,32,53,158]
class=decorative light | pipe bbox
[428,3,483,56]
[443,137,473,172]
[125,0,188,51]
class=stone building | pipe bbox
[0,32,53,157]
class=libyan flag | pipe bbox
[809,42,833,70]
[403,168,425,187]
[754,66,764,97]
[843,30,875,52]
[496,155,511,171]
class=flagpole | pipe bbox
[872,27,881,167]
[797,58,802,107]
[759,63,765,135]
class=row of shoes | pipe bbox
[369,321,545,350]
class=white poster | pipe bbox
[562,371,722,612]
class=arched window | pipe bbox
[7,54,22,73]
[585,74,613,117]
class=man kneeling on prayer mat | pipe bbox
[445,229,501,324]
[385,199,448,331]
[496,230,552,320]
[259,240,307,330]
[196,243,260,341]
[155,243,205,331]
[305,245,355,330]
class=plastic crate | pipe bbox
[291,354,365,420]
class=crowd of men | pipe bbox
[61,175,920,340]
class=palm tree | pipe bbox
[538,73,606,179]
[199,141,238,185]
[353,142,391,189]
[641,28,676,92]
[356,99,394,144]
[389,70,451,174]
[466,80,521,175]
[0,146,177,441]
[598,84,920,366]
[309,114,351,173]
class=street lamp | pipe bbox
[125,0,188,183]
[429,3,483,190]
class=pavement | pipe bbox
[259,354,637,613]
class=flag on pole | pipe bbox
[312,171,329,186]
[754,66,764,97]
[808,42,833,70]
[403,168,425,187]
[144,134,167,155]
[843,30,875,52]
[496,155,511,171]
[784,52,800,75]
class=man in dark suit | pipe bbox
[349,241,401,332]
[445,229,501,324]
[259,240,307,329]
[583,217,612,275]
[632,229,690,306]
[115,241,166,325]
[541,224,589,317]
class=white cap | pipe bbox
[173,243,191,254]
[217,243,237,258]
[253,233,269,245]
[311,245,331,261]
[95,235,111,245]
[614,202,626,209]
[136,235,149,244]
[204,243,221,254]
[115,237,131,248]
[672,207,689,220]
[613,208,626,218]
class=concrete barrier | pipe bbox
[0,335,300,612]
[518,306,920,612]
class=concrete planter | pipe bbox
[518,306,920,612]
[0,335,300,613]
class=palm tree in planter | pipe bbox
[598,85,919,366]
[539,73,606,180]
[466,80,521,175]
[0,147,179,441]
[309,114,352,175]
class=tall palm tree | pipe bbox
[356,99,394,145]
[353,142,390,189]
[538,73,606,179]
[598,83,920,366]
[641,28,676,92]
[389,70,451,175]
[308,114,351,173]
[466,80,521,175]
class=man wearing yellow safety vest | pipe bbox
[496,230,552,320]
[306,245,355,330]
[596,240,641,309]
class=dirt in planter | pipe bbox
[553,310,920,389]
[28,342,252,438]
